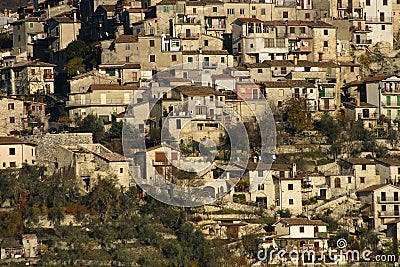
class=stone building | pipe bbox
[0,97,25,134]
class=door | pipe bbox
[320,189,327,200]
[209,108,214,118]
[324,99,329,110]
[356,35,361,44]
[395,205,399,216]
[100,93,107,104]
[252,88,258,100]
[381,192,386,201]
[395,192,399,201]
[380,12,385,22]
[294,88,300,98]
[204,57,210,67]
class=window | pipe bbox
[176,119,181,129]
[258,184,264,190]
[324,29,328,35]
[366,0,370,5]
[8,103,14,110]
[18,35,21,42]
[300,226,305,233]
[171,55,177,61]
[382,205,387,211]
[204,40,209,46]
[120,168,123,173]
[221,57,225,63]
[258,170,263,177]
[350,66,355,72]
[213,6,217,12]
[9,148,15,155]
[288,184,294,190]
[150,55,156,62]
[31,69,36,75]
[15,71,19,78]
[334,177,341,188]
[149,40,155,47]
[360,177,365,183]
[227,8,234,15]
[382,25,386,30]
[323,41,328,47]
[10,162,16,168]
[29,22,33,28]
[264,38,274,48]
[163,5,169,12]
[258,69,263,74]
[9,117,15,123]
[240,9,245,15]
[383,0,388,5]
[188,57,193,63]
[261,8,265,15]
[290,27,295,33]
[283,11,288,18]
[395,192,399,201]
[125,44,130,50]
[348,177,352,183]
[362,164,366,170]
[125,57,130,63]
[210,95,214,101]
[193,8,197,14]
[305,13,310,19]
[289,199,294,205]
[300,27,306,34]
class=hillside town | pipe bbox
[2,0,400,266]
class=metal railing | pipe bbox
[379,211,400,217]
[365,16,393,23]
[66,99,131,106]
[377,197,400,203]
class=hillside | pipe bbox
[0,0,30,12]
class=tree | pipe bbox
[315,112,342,143]
[284,97,313,135]
[65,57,86,78]
[65,40,86,60]
[77,114,105,142]
[107,121,123,139]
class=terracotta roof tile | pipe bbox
[0,136,37,146]
[262,80,316,88]
[276,218,328,226]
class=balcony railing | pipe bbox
[379,211,400,217]
[357,113,378,120]
[203,62,218,69]
[319,92,336,98]
[365,17,393,23]
[381,101,400,107]
[377,197,400,203]
[179,33,200,39]
[66,99,132,107]
[43,74,54,80]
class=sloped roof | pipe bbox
[341,158,375,165]
[115,34,138,43]
[375,158,400,167]
[356,184,399,193]
[275,218,328,226]
[263,80,316,88]
[89,84,138,90]
[0,136,37,146]
[174,85,225,96]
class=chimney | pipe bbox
[292,163,297,178]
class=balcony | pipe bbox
[378,211,400,217]
[203,62,218,69]
[365,17,393,23]
[381,101,400,107]
[357,113,378,120]
[179,33,200,40]
[175,17,201,25]
[319,92,336,98]
[377,197,400,203]
[43,74,54,80]
[66,99,132,107]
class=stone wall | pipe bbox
[23,133,93,164]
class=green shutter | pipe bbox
[397,110,400,119]
[397,96,400,105]
[387,109,392,118]
[387,96,391,105]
